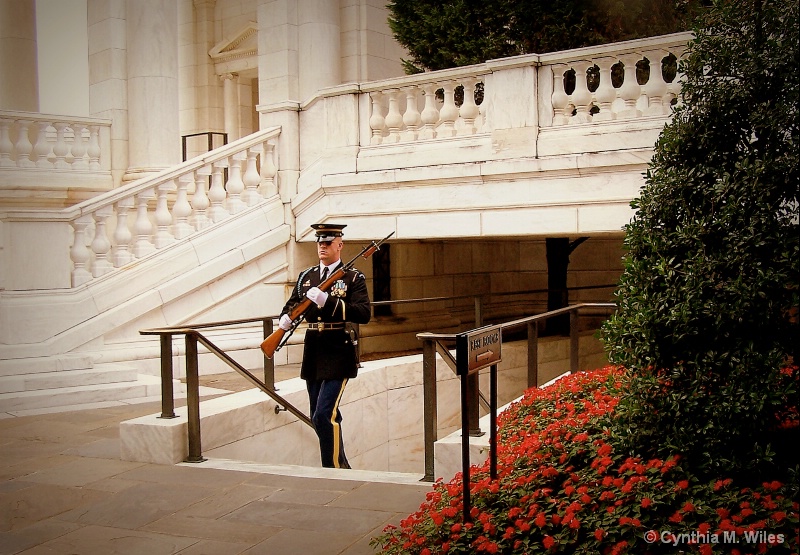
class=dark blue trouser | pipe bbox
[307,378,350,468]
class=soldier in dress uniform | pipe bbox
[278,223,371,468]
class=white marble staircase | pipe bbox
[0,355,229,416]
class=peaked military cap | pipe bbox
[311,223,346,242]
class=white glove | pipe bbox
[306,286,328,308]
[278,314,293,331]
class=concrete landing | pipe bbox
[0,398,431,555]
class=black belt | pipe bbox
[307,323,346,331]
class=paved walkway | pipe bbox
[0,393,431,555]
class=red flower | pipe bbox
[595,528,605,541]
[543,535,556,549]
[675,480,689,491]
[641,497,653,509]
[611,540,629,555]
[534,513,547,528]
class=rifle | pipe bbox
[260,231,394,359]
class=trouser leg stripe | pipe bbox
[330,379,348,468]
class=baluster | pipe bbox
[458,78,480,135]
[242,148,261,205]
[666,49,687,109]
[33,121,54,168]
[14,119,35,167]
[617,54,643,119]
[592,57,618,122]
[71,215,93,286]
[570,61,593,124]
[87,125,101,169]
[418,84,439,140]
[0,118,13,167]
[260,142,277,198]
[438,81,459,137]
[401,86,422,142]
[551,64,572,125]
[225,154,246,214]
[91,208,113,277]
[132,189,155,258]
[154,181,175,248]
[368,92,385,145]
[52,122,71,169]
[191,168,211,230]
[113,197,134,267]
[384,89,404,143]
[207,163,228,223]
[642,50,669,116]
[70,124,89,169]
[172,176,194,239]
[476,80,487,131]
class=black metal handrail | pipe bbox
[140,291,614,466]
[140,324,312,463]
[416,302,616,483]
[140,315,277,421]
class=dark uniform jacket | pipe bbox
[280,262,371,381]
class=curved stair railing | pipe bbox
[3,127,280,291]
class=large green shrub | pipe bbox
[602,0,799,480]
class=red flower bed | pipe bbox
[372,366,799,554]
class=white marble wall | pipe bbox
[120,333,607,476]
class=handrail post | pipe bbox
[489,363,498,480]
[158,333,177,418]
[527,321,539,389]
[185,333,205,463]
[262,317,275,390]
[422,338,438,482]
[467,371,482,436]
[570,308,579,374]
[460,365,472,523]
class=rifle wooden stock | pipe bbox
[261,231,394,359]
[260,328,286,359]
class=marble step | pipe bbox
[0,354,94,377]
[0,373,169,412]
[0,364,139,394]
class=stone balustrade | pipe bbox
[360,32,691,146]
[362,66,490,145]
[2,127,280,290]
[541,33,690,126]
[0,111,111,171]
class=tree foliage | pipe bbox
[602,0,799,480]
[387,0,704,73]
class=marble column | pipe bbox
[297,0,340,101]
[257,1,300,206]
[187,0,221,134]
[0,0,39,111]
[222,72,239,142]
[124,0,180,182]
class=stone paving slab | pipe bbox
[0,397,432,555]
